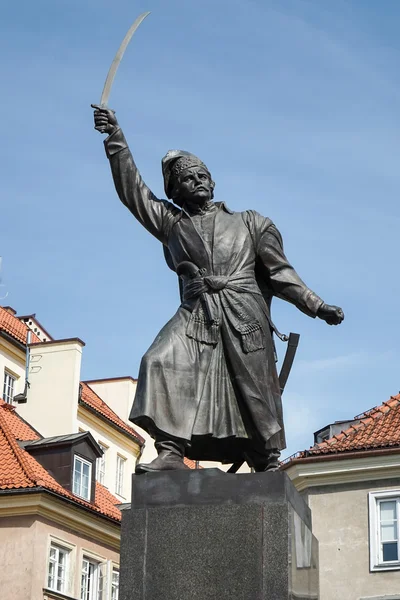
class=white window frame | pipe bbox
[3,370,16,404]
[111,566,119,600]
[73,455,92,501]
[47,540,74,594]
[96,442,108,485]
[116,455,126,497]
[369,490,400,571]
[80,555,107,600]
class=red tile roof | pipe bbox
[0,400,121,521]
[80,383,145,445]
[0,306,41,345]
[286,394,400,463]
[184,457,199,469]
[0,402,40,442]
[0,398,199,522]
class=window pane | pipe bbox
[381,522,397,542]
[116,457,125,496]
[81,559,89,600]
[111,569,119,600]
[48,544,68,593]
[3,372,16,404]
[48,562,55,588]
[380,501,397,522]
[74,457,91,500]
[82,466,90,499]
[73,471,81,495]
[382,542,399,562]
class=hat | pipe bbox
[161,150,209,199]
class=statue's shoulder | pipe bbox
[217,203,272,226]
[158,198,181,215]
[240,209,273,230]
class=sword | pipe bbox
[93,11,150,130]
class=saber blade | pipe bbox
[100,11,150,107]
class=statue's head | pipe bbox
[162,150,215,207]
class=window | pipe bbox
[111,568,119,600]
[73,455,92,500]
[3,371,16,404]
[47,543,70,593]
[96,443,107,485]
[369,491,400,571]
[116,455,126,497]
[81,557,106,600]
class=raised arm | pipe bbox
[251,211,344,325]
[92,105,178,244]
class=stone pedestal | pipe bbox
[120,469,319,600]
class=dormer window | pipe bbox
[73,455,92,500]
[24,431,102,504]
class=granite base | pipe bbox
[120,469,319,600]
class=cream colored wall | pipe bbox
[89,379,134,424]
[308,481,400,600]
[17,340,83,437]
[78,407,140,502]
[0,514,119,600]
[0,338,26,400]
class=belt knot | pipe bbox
[203,275,230,291]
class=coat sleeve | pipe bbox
[104,128,179,244]
[251,211,324,318]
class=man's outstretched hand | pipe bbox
[91,104,119,136]
[317,303,344,326]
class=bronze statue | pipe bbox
[92,104,344,474]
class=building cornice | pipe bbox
[0,490,121,550]
[29,337,85,348]
[284,451,400,492]
[84,376,137,384]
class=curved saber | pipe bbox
[100,11,151,107]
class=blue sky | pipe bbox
[2,0,400,457]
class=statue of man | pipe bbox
[93,106,344,473]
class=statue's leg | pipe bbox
[245,448,281,472]
[135,431,189,474]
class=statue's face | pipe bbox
[174,166,213,205]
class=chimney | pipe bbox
[3,306,17,316]
[17,338,85,437]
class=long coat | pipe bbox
[105,129,324,462]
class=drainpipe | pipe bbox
[14,331,31,404]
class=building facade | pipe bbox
[284,394,400,600]
[0,398,122,600]
[0,304,199,600]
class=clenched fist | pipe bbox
[91,104,119,135]
[317,303,344,326]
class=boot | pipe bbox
[135,438,189,474]
[246,448,281,472]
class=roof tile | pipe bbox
[0,306,41,345]
[308,393,400,456]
